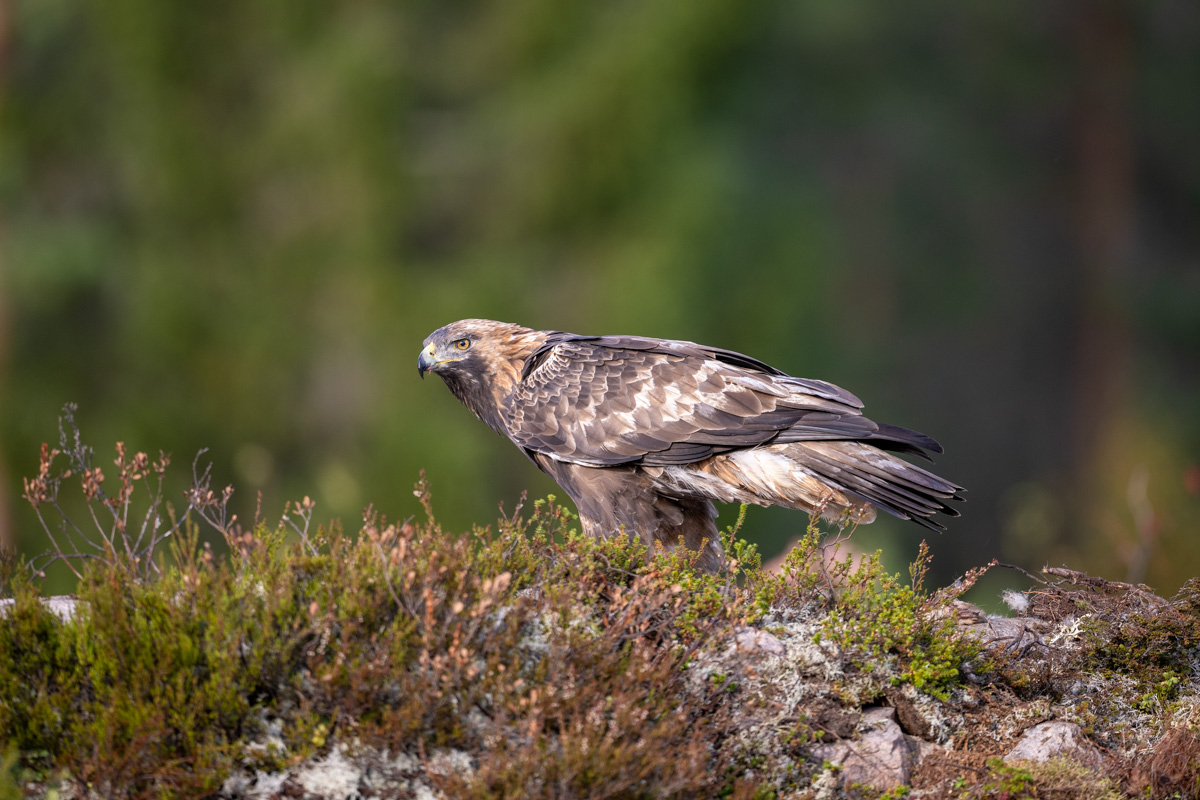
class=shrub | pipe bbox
[1,407,983,798]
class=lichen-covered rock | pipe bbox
[731,626,786,657]
[218,744,472,800]
[1004,720,1103,768]
[0,594,78,621]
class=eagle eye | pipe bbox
[453,338,471,351]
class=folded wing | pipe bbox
[504,335,943,467]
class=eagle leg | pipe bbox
[534,456,725,573]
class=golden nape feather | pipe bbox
[419,319,963,571]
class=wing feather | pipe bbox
[504,337,921,468]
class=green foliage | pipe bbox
[0,745,19,800]
[748,527,828,615]
[2,433,772,798]
[15,422,1200,798]
[748,521,980,701]
[954,756,1123,800]
[0,524,313,794]
[0,428,1034,797]
[971,758,1037,800]
[816,542,978,700]
[1135,670,1183,714]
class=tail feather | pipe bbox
[773,418,946,462]
[868,422,944,460]
[801,441,958,496]
[789,441,962,528]
[870,422,944,455]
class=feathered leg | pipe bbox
[536,457,725,571]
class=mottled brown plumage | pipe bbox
[419,319,962,571]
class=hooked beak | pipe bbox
[417,343,438,379]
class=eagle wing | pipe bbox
[502,335,941,468]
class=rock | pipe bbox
[732,627,786,657]
[220,771,287,799]
[0,595,79,622]
[1005,721,1102,769]
[294,746,363,798]
[217,744,471,799]
[958,612,1048,655]
[812,707,918,791]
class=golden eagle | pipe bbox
[419,319,962,570]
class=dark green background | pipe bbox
[2,0,1198,596]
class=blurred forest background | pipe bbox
[1,0,1198,598]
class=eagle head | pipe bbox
[419,319,492,380]
[418,319,547,432]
